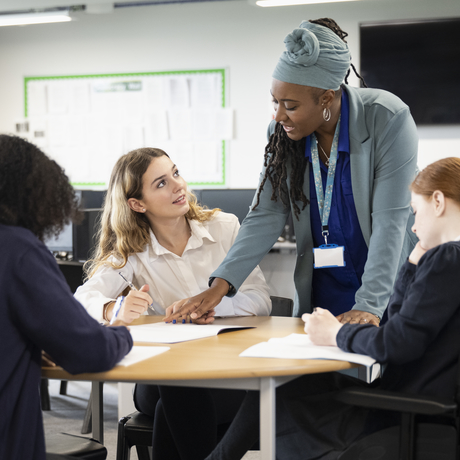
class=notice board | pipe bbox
[24,69,231,188]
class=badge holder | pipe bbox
[313,229,346,269]
[313,244,345,268]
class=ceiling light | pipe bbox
[0,10,72,27]
[253,0,357,6]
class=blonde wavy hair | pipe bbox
[85,147,219,279]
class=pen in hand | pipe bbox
[118,272,157,314]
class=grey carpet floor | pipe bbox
[42,380,259,460]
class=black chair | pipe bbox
[270,295,294,317]
[45,432,107,459]
[335,387,459,460]
[115,296,294,460]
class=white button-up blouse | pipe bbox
[75,212,271,322]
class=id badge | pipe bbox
[313,244,345,269]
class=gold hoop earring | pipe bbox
[323,107,331,122]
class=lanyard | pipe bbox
[310,116,341,245]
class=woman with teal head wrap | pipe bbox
[167,18,419,459]
[273,20,352,91]
[166,17,417,329]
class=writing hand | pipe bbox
[163,278,229,323]
[114,284,152,324]
[302,308,342,346]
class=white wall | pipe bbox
[0,0,459,187]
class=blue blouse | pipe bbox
[305,90,369,316]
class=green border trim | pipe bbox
[25,69,228,187]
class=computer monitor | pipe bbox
[195,189,257,224]
[71,190,106,262]
[44,223,73,253]
[72,209,103,262]
[44,190,106,260]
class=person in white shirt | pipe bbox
[75,147,271,460]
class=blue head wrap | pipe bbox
[272,21,351,90]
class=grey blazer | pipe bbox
[212,85,419,317]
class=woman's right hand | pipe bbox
[108,284,153,324]
[163,278,229,323]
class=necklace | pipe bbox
[317,142,330,166]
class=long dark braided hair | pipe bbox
[252,18,367,219]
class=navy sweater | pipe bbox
[337,241,460,399]
[0,224,133,460]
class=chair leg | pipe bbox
[116,416,132,460]
[41,378,51,411]
[81,390,92,434]
[399,412,415,460]
[136,445,151,460]
[59,380,68,395]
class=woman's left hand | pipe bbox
[164,302,216,325]
[302,308,343,346]
[409,241,427,266]
[336,310,380,326]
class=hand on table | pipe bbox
[163,278,229,323]
[336,310,380,326]
[302,308,343,346]
[164,303,216,324]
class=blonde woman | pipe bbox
[75,147,271,460]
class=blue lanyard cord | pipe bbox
[311,116,341,244]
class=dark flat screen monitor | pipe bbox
[44,223,73,253]
[193,189,257,224]
[44,190,106,260]
[360,18,460,125]
[72,209,103,262]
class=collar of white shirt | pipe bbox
[455,235,460,242]
[149,218,217,256]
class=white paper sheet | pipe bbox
[28,83,48,116]
[69,82,90,114]
[168,77,190,108]
[215,108,234,140]
[240,333,376,367]
[168,109,193,141]
[193,142,220,178]
[190,74,219,108]
[123,125,145,152]
[48,116,70,147]
[116,345,170,367]
[48,82,69,114]
[144,111,169,142]
[144,78,167,110]
[130,323,254,344]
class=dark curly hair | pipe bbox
[253,18,367,219]
[0,135,80,242]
